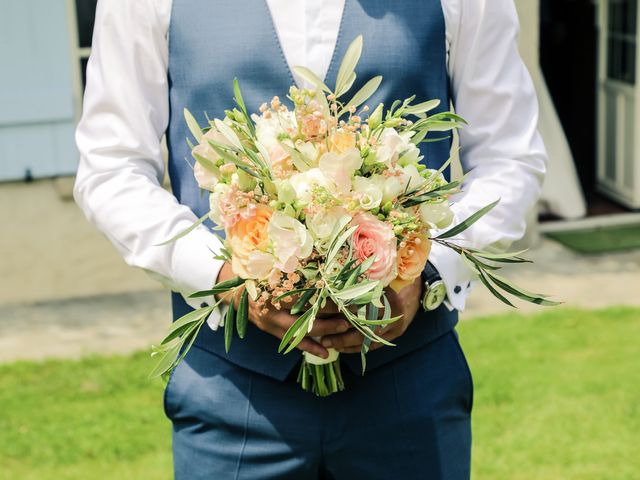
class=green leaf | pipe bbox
[335,35,363,96]
[154,213,209,246]
[341,76,383,114]
[292,66,331,92]
[326,225,358,268]
[148,341,182,379]
[476,270,515,308]
[233,78,255,135]
[279,306,317,353]
[214,119,243,150]
[161,306,214,345]
[188,277,245,297]
[333,280,379,301]
[486,272,561,306]
[336,71,357,98]
[291,288,317,315]
[403,99,441,116]
[184,108,203,142]
[436,199,500,239]
[224,301,236,353]
[274,288,316,302]
[236,290,249,339]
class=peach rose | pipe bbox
[389,234,431,292]
[227,205,274,279]
[329,130,356,154]
[350,212,397,286]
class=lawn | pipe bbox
[1,307,638,479]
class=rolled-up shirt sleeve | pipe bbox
[430,0,548,311]
[73,0,226,326]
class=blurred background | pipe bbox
[1,0,639,479]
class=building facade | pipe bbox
[1,0,636,216]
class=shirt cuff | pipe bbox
[171,226,227,329]
[428,241,476,312]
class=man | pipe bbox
[74,0,546,478]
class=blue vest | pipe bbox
[166,0,458,381]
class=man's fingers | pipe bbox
[296,338,329,359]
[308,318,350,337]
[321,330,364,350]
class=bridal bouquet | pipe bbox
[151,36,557,396]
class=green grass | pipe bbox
[1,307,639,479]
[545,224,640,253]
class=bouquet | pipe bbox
[151,36,558,396]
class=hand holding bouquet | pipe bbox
[151,36,558,396]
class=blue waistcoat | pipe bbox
[166,0,458,381]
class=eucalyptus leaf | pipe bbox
[333,281,378,301]
[341,76,383,114]
[436,199,500,239]
[224,301,236,353]
[335,35,363,96]
[148,341,181,379]
[154,213,209,246]
[236,290,249,338]
[403,99,441,116]
[214,119,243,150]
[477,270,515,308]
[184,108,203,142]
[292,66,332,92]
[188,277,245,297]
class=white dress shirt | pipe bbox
[74,0,547,328]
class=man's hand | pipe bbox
[319,276,423,354]
[216,263,350,359]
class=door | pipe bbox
[597,0,640,208]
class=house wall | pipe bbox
[0,1,78,181]
[514,0,587,220]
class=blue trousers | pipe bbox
[164,330,473,479]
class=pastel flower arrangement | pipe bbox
[152,37,558,396]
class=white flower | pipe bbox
[289,168,334,204]
[419,202,454,229]
[318,147,363,194]
[352,176,382,210]
[252,110,297,151]
[243,251,276,279]
[370,174,404,204]
[306,207,350,242]
[268,212,313,272]
[399,164,426,191]
[208,183,230,224]
[193,161,219,191]
[375,128,404,166]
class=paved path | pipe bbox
[1,179,639,362]
[1,236,639,363]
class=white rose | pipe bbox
[306,207,350,242]
[419,202,454,229]
[352,176,382,210]
[268,212,313,272]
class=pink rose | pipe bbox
[350,212,397,286]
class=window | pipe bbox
[607,0,638,84]
[73,0,98,90]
